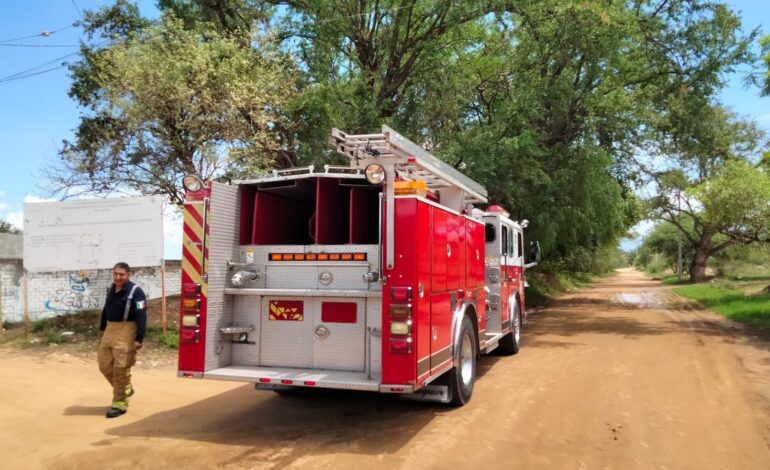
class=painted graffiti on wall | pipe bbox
[44,272,100,313]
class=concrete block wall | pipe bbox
[0,260,181,324]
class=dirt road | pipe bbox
[2,268,769,469]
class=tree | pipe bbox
[647,106,770,282]
[636,220,696,274]
[52,3,297,204]
[0,220,21,235]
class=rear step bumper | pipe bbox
[199,365,382,391]
[224,288,381,297]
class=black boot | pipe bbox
[106,407,126,418]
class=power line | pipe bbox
[0,51,80,82]
[0,65,68,83]
[0,43,79,48]
[0,25,75,43]
[71,0,82,16]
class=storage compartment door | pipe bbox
[312,298,366,372]
[260,297,313,368]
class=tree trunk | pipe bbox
[688,230,714,283]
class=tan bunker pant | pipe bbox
[98,321,137,410]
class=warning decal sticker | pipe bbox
[269,300,304,321]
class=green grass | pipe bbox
[145,327,179,349]
[525,271,599,307]
[659,274,690,285]
[673,284,770,332]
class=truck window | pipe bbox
[501,226,508,256]
[508,228,514,256]
[485,223,496,243]
[518,232,523,258]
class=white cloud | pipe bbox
[23,195,57,204]
[5,210,23,230]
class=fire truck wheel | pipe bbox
[498,299,521,355]
[449,315,477,406]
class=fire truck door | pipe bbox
[499,225,511,326]
[312,298,367,372]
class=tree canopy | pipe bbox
[52,0,766,274]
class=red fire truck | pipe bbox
[177,126,538,405]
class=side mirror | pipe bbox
[527,241,541,264]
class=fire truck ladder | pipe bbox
[329,125,488,205]
[329,125,488,271]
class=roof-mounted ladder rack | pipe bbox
[329,125,488,205]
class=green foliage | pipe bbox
[146,327,179,349]
[56,8,298,204]
[44,332,65,345]
[691,160,770,238]
[0,220,21,234]
[673,284,770,332]
[55,0,762,280]
[635,220,695,274]
[646,104,769,282]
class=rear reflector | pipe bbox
[281,380,293,385]
[303,381,316,386]
[321,302,357,323]
[390,387,405,392]
[182,373,195,378]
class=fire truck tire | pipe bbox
[449,315,477,406]
[498,299,522,355]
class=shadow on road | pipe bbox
[64,406,107,416]
[101,383,448,464]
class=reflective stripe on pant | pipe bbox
[98,321,137,408]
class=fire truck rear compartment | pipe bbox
[238,176,380,245]
[201,177,384,390]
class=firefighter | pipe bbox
[98,262,147,418]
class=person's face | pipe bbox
[113,268,130,288]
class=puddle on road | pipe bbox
[610,292,667,309]
[615,293,643,305]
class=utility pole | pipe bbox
[677,192,683,277]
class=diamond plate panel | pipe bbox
[266,265,318,289]
[260,296,314,368]
[319,266,370,290]
[366,298,382,380]
[205,182,240,370]
[312,297,366,372]
[231,295,262,366]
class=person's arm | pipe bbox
[133,288,147,349]
[99,301,107,338]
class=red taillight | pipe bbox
[259,378,271,383]
[303,381,316,386]
[390,287,412,302]
[182,283,199,294]
[281,380,293,385]
[181,329,199,343]
[390,387,405,392]
[182,373,195,378]
[390,338,412,354]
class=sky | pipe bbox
[1,1,769,257]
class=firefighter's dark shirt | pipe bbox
[99,281,147,343]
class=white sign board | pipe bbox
[23,196,164,272]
